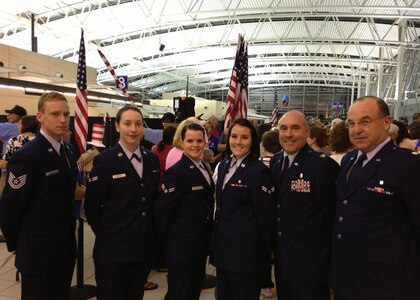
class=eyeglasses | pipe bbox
[345,116,385,128]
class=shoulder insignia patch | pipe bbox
[8,172,27,189]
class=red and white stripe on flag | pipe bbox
[271,89,279,126]
[224,34,249,130]
[75,28,88,154]
[91,124,105,143]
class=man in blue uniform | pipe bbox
[0,92,77,299]
[270,110,339,300]
[330,96,420,300]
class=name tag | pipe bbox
[45,169,59,177]
[112,173,126,179]
[192,185,204,191]
[229,183,247,188]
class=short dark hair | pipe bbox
[226,118,260,159]
[355,96,390,117]
[261,130,281,154]
[392,120,410,145]
[309,126,328,148]
[20,116,40,134]
[328,122,353,153]
[115,105,143,124]
[181,123,205,141]
[157,125,176,152]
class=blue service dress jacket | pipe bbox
[84,143,160,262]
[0,134,77,273]
[155,154,215,259]
[269,144,340,284]
[210,155,275,274]
[330,140,420,300]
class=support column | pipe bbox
[377,48,383,98]
[394,20,406,119]
[365,64,370,96]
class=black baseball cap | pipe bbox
[5,105,27,117]
[162,112,175,123]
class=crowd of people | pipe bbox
[0,92,419,300]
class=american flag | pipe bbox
[271,89,279,126]
[74,28,88,154]
[224,34,248,130]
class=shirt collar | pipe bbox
[230,153,249,168]
[40,128,63,155]
[357,137,391,161]
[185,154,202,167]
[119,142,142,161]
[283,150,299,166]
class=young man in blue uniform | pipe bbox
[270,110,339,300]
[330,96,420,300]
[0,92,78,299]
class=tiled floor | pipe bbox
[0,221,277,299]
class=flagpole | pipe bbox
[70,28,96,300]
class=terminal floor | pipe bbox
[0,222,277,299]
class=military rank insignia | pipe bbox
[291,179,311,193]
[8,172,27,189]
[261,186,275,194]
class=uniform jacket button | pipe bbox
[141,212,147,217]
[337,233,342,239]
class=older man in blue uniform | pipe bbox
[270,110,339,300]
[0,92,77,300]
[330,96,420,300]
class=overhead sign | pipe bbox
[116,76,128,89]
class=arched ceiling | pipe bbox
[1,0,420,115]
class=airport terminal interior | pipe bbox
[0,1,420,300]
[0,1,420,119]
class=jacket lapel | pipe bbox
[180,154,211,188]
[38,134,71,178]
[277,146,309,198]
[344,140,393,197]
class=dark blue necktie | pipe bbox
[279,155,290,183]
[347,153,367,188]
[60,143,69,169]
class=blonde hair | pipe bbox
[38,92,68,112]
[172,119,196,149]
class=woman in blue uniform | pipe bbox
[84,106,160,300]
[155,123,214,300]
[210,118,275,300]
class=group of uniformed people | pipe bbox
[0,92,419,300]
